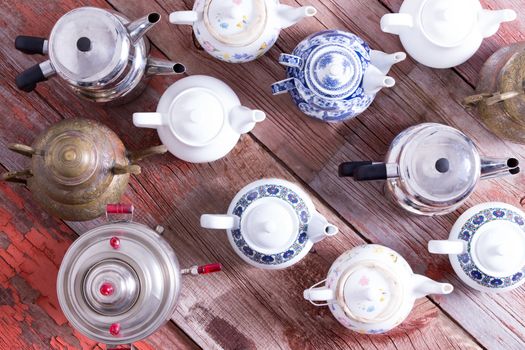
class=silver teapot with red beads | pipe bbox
[57,204,221,348]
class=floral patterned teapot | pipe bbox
[429,202,525,293]
[200,179,338,269]
[169,0,317,63]
[380,0,516,68]
[304,244,453,334]
[271,30,406,122]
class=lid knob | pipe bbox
[76,37,92,52]
[99,282,115,296]
[435,158,450,173]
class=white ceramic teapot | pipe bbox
[169,0,317,63]
[380,0,516,68]
[133,75,265,163]
[200,179,338,269]
[271,30,406,122]
[429,202,525,293]
[304,244,453,334]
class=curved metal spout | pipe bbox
[146,58,186,76]
[480,157,520,180]
[127,13,161,45]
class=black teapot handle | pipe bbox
[15,36,48,55]
[16,64,46,92]
[338,161,373,177]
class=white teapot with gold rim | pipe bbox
[304,244,453,334]
[169,0,317,63]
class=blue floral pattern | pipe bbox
[457,207,525,289]
[274,30,376,122]
[231,183,310,266]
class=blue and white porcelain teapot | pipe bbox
[271,30,406,122]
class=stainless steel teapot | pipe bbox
[339,123,520,216]
[57,204,222,348]
[15,7,185,104]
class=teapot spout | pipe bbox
[277,4,317,29]
[412,274,453,299]
[480,157,520,180]
[229,106,266,134]
[362,65,396,95]
[127,13,161,45]
[370,50,406,75]
[479,9,516,38]
[306,212,338,243]
[146,57,186,76]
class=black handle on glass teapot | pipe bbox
[15,36,48,55]
[339,162,399,181]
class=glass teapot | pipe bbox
[429,202,525,293]
[133,75,266,163]
[271,30,406,122]
[2,118,167,221]
[57,204,222,348]
[380,0,516,68]
[339,123,520,216]
[15,7,185,104]
[169,0,317,63]
[200,179,338,269]
[463,42,525,144]
[304,244,453,334]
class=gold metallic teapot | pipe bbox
[464,42,525,144]
[2,118,167,221]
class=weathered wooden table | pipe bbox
[0,0,524,349]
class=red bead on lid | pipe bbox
[100,282,115,296]
[109,323,121,336]
[197,263,222,274]
[110,237,120,249]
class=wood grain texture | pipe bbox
[0,0,520,349]
[104,0,524,349]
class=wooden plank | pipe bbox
[0,0,480,349]
[0,166,197,350]
[113,0,525,348]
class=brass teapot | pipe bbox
[2,118,167,221]
[464,42,525,144]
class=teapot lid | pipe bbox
[30,119,128,207]
[305,44,364,100]
[337,261,403,323]
[395,123,480,206]
[204,0,267,47]
[57,221,181,344]
[166,88,225,147]
[453,204,525,289]
[228,179,313,268]
[48,7,130,86]
[419,0,477,48]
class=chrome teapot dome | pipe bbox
[15,7,185,103]
[57,204,222,346]
[339,123,520,215]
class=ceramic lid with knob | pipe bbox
[57,220,181,345]
[380,0,517,68]
[200,178,338,269]
[133,76,266,163]
[429,202,525,292]
[48,7,132,87]
[204,0,267,47]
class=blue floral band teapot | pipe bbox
[271,30,406,122]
